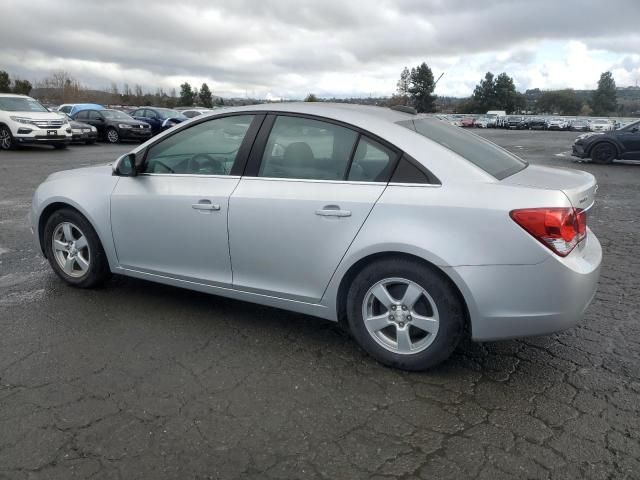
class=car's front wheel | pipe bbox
[43,208,111,288]
[590,142,616,164]
[106,128,120,144]
[346,258,464,371]
[0,125,15,150]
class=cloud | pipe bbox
[0,0,638,98]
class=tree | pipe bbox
[12,79,32,95]
[179,82,194,106]
[494,73,519,112]
[591,71,617,115]
[0,71,10,93]
[408,62,437,113]
[396,67,411,105]
[304,93,319,102]
[537,89,582,115]
[199,83,213,108]
[472,72,496,113]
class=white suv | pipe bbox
[0,94,72,150]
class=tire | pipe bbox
[106,128,120,144]
[346,258,464,371]
[43,208,111,288]
[590,142,616,164]
[0,125,15,150]
[53,143,68,150]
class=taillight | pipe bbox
[510,207,587,257]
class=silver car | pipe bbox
[31,103,602,370]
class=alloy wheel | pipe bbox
[107,129,119,143]
[0,128,12,150]
[51,222,91,278]
[362,277,439,355]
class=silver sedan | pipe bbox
[31,103,602,370]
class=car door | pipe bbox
[228,114,399,302]
[617,124,640,159]
[84,110,106,136]
[110,114,262,286]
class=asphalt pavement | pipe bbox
[1,130,639,479]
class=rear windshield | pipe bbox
[397,118,527,179]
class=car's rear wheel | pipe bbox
[346,258,464,371]
[0,126,15,150]
[590,142,616,164]
[43,208,111,288]
[106,128,120,144]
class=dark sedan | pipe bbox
[72,109,152,144]
[528,117,547,130]
[64,114,98,144]
[504,116,527,129]
[130,107,188,135]
[572,119,640,164]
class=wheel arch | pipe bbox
[586,139,622,156]
[334,251,471,335]
[37,201,105,258]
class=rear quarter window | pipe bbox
[397,118,526,179]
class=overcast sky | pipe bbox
[1,0,639,99]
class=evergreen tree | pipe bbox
[12,79,32,96]
[591,71,617,115]
[179,82,195,106]
[199,83,213,108]
[0,71,10,93]
[408,62,437,113]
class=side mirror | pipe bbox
[113,153,138,177]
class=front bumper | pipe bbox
[13,125,72,145]
[572,143,588,158]
[448,229,602,341]
[119,127,152,141]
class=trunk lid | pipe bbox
[502,164,597,209]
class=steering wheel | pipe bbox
[188,153,225,175]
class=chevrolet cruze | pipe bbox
[31,103,602,370]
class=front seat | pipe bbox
[282,142,315,178]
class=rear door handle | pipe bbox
[315,205,352,217]
[192,200,221,211]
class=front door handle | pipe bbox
[315,205,352,217]
[192,200,221,211]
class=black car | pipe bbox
[572,119,640,164]
[528,117,547,130]
[129,107,188,135]
[569,119,589,132]
[504,116,526,129]
[72,109,152,144]
[64,114,98,144]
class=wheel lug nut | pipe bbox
[407,315,412,321]
[389,314,394,320]
[402,305,407,311]
[399,322,405,327]
[391,305,396,311]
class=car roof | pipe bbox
[0,93,32,98]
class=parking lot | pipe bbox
[1,130,639,479]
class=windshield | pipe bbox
[155,108,186,119]
[102,110,134,120]
[397,118,527,180]
[0,97,48,113]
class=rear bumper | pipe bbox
[448,229,602,341]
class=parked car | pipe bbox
[180,108,214,118]
[64,114,98,144]
[0,93,71,150]
[528,117,548,130]
[58,103,104,116]
[31,103,601,371]
[71,109,152,144]
[484,114,498,128]
[504,116,527,129]
[569,119,589,132]
[572,119,640,163]
[474,117,489,128]
[460,117,475,128]
[589,119,614,132]
[546,118,569,131]
[130,107,188,135]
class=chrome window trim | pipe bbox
[138,173,241,179]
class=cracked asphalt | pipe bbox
[1,129,639,479]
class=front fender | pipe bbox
[32,171,120,270]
